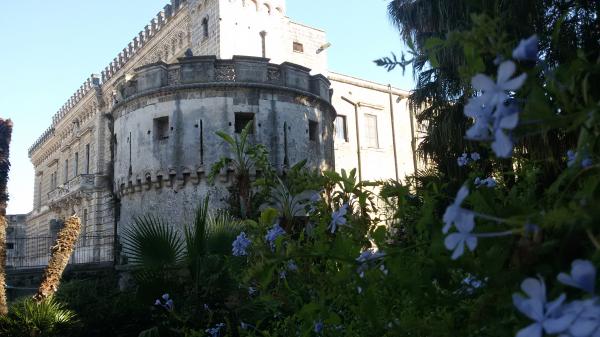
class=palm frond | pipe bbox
[122,215,184,268]
[206,211,243,256]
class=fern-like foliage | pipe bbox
[0,297,77,337]
[122,215,185,268]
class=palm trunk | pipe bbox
[0,118,13,316]
[34,216,81,302]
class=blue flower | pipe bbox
[557,260,597,294]
[513,35,539,61]
[444,217,477,260]
[248,287,257,296]
[314,321,324,334]
[457,153,469,167]
[265,223,286,250]
[329,204,349,233]
[154,294,174,311]
[475,177,497,188]
[513,277,572,337]
[471,152,481,161]
[466,61,526,158]
[442,186,475,234]
[232,231,251,256]
[205,323,225,337]
[560,299,600,337]
[567,150,577,167]
[287,260,298,272]
[582,157,593,168]
[356,249,386,277]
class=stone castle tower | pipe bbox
[26,0,417,263]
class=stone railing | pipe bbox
[117,55,332,104]
[47,174,96,204]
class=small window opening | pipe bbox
[293,42,304,53]
[6,243,14,250]
[365,114,379,148]
[202,17,209,38]
[154,116,170,140]
[235,113,255,134]
[309,120,318,141]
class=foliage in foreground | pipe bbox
[0,297,77,337]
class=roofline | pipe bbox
[327,71,410,97]
[288,20,325,33]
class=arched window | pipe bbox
[263,3,271,14]
[202,17,209,38]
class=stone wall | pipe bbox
[112,56,335,230]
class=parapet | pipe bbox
[28,74,100,157]
[29,0,188,158]
[115,55,331,105]
[100,0,188,85]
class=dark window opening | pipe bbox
[74,152,79,176]
[335,115,348,142]
[293,41,304,53]
[309,120,318,141]
[6,243,13,250]
[154,116,170,140]
[235,113,255,134]
[202,17,209,38]
[85,144,90,174]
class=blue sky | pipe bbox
[0,0,412,214]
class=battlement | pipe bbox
[100,0,188,85]
[28,0,188,158]
[115,55,331,104]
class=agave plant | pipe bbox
[0,118,12,316]
[261,176,316,231]
[0,297,77,337]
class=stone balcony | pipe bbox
[47,174,97,206]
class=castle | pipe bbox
[24,0,417,265]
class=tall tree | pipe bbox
[0,118,12,315]
[383,0,599,180]
[34,216,81,302]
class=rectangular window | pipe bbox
[293,42,304,53]
[85,144,90,174]
[309,120,318,141]
[64,159,69,183]
[74,152,79,177]
[6,243,13,250]
[364,114,379,148]
[235,113,255,134]
[154,116,170,140]
[334,115,348,142]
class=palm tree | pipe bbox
[0,118,13,316]
[209,122,272,219]
[34,216,82,302]
[382,0,599,181]
[123,197,242,295]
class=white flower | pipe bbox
[329,203,349,233]
[444,217,477,260]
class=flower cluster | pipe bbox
[232,231,251,256]
[443,186,512,259]
[356,249,387,278]
[457,152,481,167]
[205,323,225,337]
[474,177,497,188]
[329,203,349,233]
[567,150,593,169]
[513,260,599,337]
[265,223,286,250]
[464,36,536,158]
[154,293,174,311]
